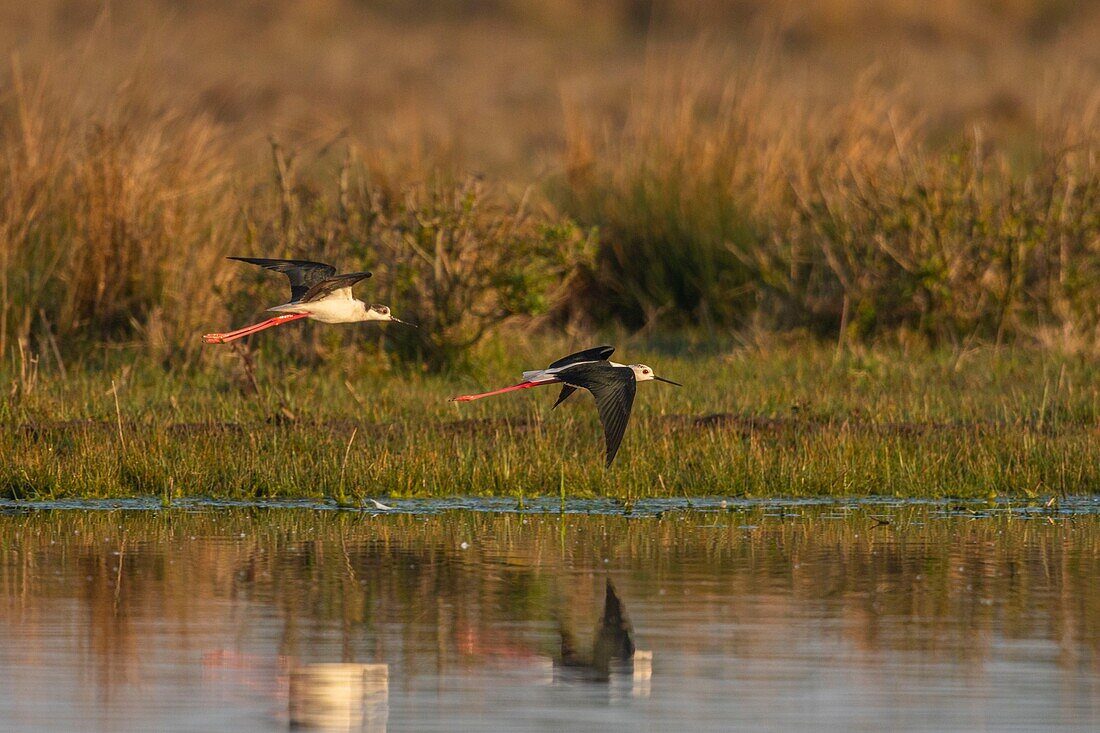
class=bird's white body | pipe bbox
[269,291,394,324]
[522,361,657,384]
[202,257,410,344]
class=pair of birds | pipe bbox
[203,257,680,466]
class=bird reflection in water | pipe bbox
[451,578,653,698]
[200,581,647,730]
[556,580,652,698]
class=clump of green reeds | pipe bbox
[557,65,776,329]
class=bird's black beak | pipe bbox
[654,375,682,386]
[390,317,418,328]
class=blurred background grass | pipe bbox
[5,1,1095,172]
[1,0,1097,371]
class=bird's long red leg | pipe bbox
[449,381,554,402]
[202,313,311,344]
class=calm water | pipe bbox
[1,498,1099,732]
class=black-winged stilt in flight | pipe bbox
[202,257,412,344]
[449,345,680,466]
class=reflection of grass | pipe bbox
[2,505,1098,669]
[4,340,1100,499]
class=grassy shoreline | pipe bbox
[4,339,1099,500]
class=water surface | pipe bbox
[1,499,1098,731]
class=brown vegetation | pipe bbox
[1,1,1098,369]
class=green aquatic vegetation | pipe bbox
[3,340,1099,500]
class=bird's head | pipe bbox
[629,364,681,386]
[367,303,415,327]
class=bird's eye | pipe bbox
[643,369,650,374]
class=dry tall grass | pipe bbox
[783,82,1100,347]
[559,60,1100,345]
[0,63,237,365]
[0,67,585,371]
[1,1,1099,368]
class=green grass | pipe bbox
[3,336,1099,500]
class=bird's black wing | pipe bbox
[300,272,373,302]
[558,363,636,467]
[548,346,615,409]
[552,385,578,410]
[229,257,337,302]
[548,345,615,370]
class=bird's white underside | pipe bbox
[522,360,655,383]
[268,294,390,324]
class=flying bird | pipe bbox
[449,345,680,466]
[202,257,412,344]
